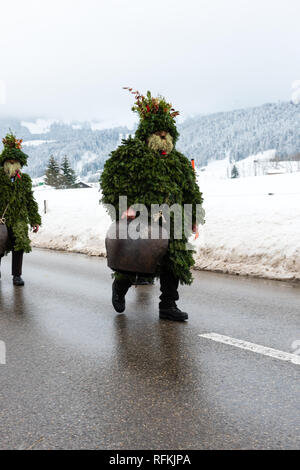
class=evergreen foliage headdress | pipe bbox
[124,87,180,143]
[0,132,28,167]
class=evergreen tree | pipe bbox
[231,164,239,179]
[45,156,61,188]
[61,155,77,188]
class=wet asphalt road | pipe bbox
[0,248,299,450]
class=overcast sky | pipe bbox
[0,0,299,125]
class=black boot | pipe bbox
[159,267,188,321]
[159,306,188,321]
[13,276,25,286]
[12,250,24,286]
[112,277,132,313]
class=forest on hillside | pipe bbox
[0,100,299,180]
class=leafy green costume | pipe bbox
[100,90,204,285]
[0,133,41,253]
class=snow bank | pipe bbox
[31,188,110,256]
[31,172,300,281]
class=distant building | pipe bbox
[74,181,91,189]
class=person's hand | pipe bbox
[32,224,40,233]
[192,223,199,240]
[121,208,136,220]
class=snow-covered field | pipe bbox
[31,171,300,281]
[194,171,300,280]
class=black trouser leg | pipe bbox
[159,267,179,309]
[113,275,132,296]
[12,250,23,276]
[112,274,133,312]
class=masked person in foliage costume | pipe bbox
[0,133,41,286]
[100,89,204,321]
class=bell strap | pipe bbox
[0,203,9,225]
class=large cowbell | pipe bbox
[0,223,8,256]
[105,219,169,275]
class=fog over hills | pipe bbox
[0,100,299,181]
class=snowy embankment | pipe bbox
[31,172,300,281]
[31,187,109,256]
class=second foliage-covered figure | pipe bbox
[100,89,204,321]
[0,133,41,285]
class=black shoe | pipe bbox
[112,283,126,313]
[13,276,24,286]
[159,306,188,322]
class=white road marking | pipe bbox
[0,340,6,364]
[199,333,300,365]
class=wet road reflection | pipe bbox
[0,249,299,449]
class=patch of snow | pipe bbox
[235,150,276,177]
[200,156,231,179]
[21,119,56,134]
[76,151,99,173]
[32,176,45,184]
[22,140,56,147]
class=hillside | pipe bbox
[0,100,299,180]
[0,118,129,180]
[178,101,300,165]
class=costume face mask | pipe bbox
[4,160,21,178]
[147,132,174,155]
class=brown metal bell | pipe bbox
[0,224,8,256]
[105,219,169,274]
